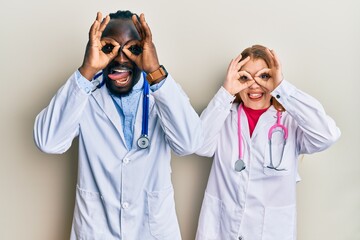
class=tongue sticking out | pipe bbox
[108,71,130,81]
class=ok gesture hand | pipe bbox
[122,13,160,74]
[79,12,120,80]
[223,54,255,96]
[254,49,283,92]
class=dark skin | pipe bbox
[79,12,164,96]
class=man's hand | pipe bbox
[79,12,120,80]
[122,13,160,74]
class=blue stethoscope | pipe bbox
[235,104,288,172]
[137,72,150,149]
[93,71,150,149]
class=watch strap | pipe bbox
[146,65,168,83]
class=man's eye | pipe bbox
[260,74,270,79]
[102,44,114,54]
[128,45,142,55]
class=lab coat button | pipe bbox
[122,202,129,209]
[238,236,244,240]
[276,94,280,99]
[123,158,130,164]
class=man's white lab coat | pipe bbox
[34,72,203,240]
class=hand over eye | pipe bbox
[223,55,255,95]
[259,73,270,80]
[102,44,115,54]
[128,45,143,56]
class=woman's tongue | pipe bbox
[108,71,131,86]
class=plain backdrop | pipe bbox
[1,0,359,239]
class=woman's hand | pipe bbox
[79,12,120,80]
[223,54,255,96]
[254,49,283,92]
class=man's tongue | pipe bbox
[108,71,130,81]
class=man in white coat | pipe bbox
[34,10,202,239]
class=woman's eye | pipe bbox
[240,75,248,80]
[102,44,114,54]
[260,74,270,79]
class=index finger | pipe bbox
[254,68,271,77]
[123,40,142,58]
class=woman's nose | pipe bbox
[249,79,260,88]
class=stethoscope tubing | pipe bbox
[141,72,150,137]
[237,104,288,172]
[94,71,150,149]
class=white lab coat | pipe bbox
[34,72,203,240]
[195,80,340,240]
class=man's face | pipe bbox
[101,19,141,96]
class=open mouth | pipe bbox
[248,93,264,100]
[107,68,132,87]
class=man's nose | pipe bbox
[115,47,129,62]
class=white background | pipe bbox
[0,0,359,239]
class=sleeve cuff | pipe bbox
[149,78,166,92]
[218,86,236,105]
[271,80,297,104]
[75,70,100,94]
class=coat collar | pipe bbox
[231,103,279,140]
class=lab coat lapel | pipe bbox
[91,83,127,147]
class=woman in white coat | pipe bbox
[195,45,340,240]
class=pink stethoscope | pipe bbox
[235,104,288,172]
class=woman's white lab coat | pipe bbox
[195,80,340,240]
[34,72,203,240]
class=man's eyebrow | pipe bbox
[100,38,135,48]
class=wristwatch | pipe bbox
[146,65,168,83]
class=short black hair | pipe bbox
[109,10,139,21]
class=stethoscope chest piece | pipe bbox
[235,159,246,172]
[137,135,150,149]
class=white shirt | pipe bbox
[195,80,340,240]
[34,71,203,240]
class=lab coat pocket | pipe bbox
[147,186,180,240]
[263,132,291,176]
[73,185,107,239]
[196,192,223,240]
[262,205,296,240]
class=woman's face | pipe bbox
[238,58,272,110]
